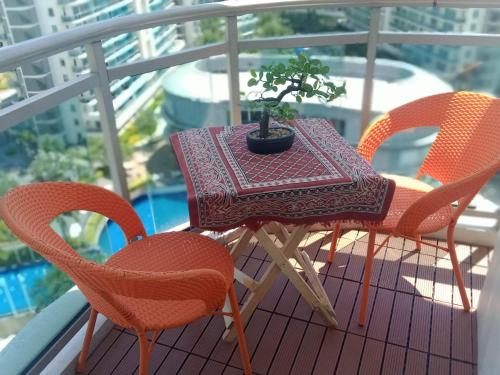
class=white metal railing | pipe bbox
[1,0,500,200]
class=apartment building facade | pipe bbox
[0,0,181,145]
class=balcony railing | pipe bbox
[1,0,500,372]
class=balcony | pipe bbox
[85,230,484,374]
[0,1,500,374]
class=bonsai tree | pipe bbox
[246,53,346,138]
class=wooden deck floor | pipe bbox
[83,230,489,375]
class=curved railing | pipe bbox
[1,0,500,198]
[1,0,500,370]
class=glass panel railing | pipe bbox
[109,55,229,246]
[238,7,371,40]
[0,90,112,352]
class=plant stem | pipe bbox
[259,108,270,138]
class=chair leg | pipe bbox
[77,308,98,373]
[447,225,471,311]
[228,285,252,375]
[415,234,422,251]
[138,332,150,375]
[327,223,341,263]
[359,229,376,326]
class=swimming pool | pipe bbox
[98,189,189,253]
[0,189,189,316]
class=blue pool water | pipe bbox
[0,190,189,316]
[98,190,189,253]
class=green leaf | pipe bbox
[288,58,298,64]
[303,83,313,92]
[247,78,258,86]
[275,63,286,73]
[296,95,302,103]
[311,59,321,65]
[250,69,257,78]
[320,66,330,75]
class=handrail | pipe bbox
[0,0,498,72]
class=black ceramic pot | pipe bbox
[246,126,295,154]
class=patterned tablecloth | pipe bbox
[170,118,395,231]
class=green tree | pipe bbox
[0,173,17,243]
[197,18,225,45]
[28,147,95,183]
[254,12,292,38]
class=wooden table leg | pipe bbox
[223,224,337,342]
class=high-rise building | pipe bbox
[0,0,182,145]
[345,6,500,95]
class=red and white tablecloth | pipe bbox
[170,118,395,231]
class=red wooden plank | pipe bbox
[328,241,354,278]
[311,276,343,325]
[387,292,413,346]
[191,315,226,358]
[268,318,308,375]
[367,288,395,341]
[228,309,271,367]
[378,248,402,290]
[336,333,364,375]
[348,285,376,336]
[202,360,226,375]
[157,325,185,346]
[90,332,136,375]
[155,348,188,374]
[312,279,358,329]
[430,302,451,357]
[405,349,428,375]
[451,360,474,375]
[174,316,212,352]
[344,240,369,282]
[409,296,432,352]
[434,258,453,305]
[247,313,288,374]
[358,338,384,375]
[311,329,345,375]
[275,279,301,316]
[258,272,289,312]
[131,344,170,375]
[452,308,473,362]
[177,353,206,375]
[471,265,487,309]
[397,251,419,294]
[428,354,450,375]
[223,365,246,374]
[84,329,122,373]
[380,344,405,375]
[290,323,326,375]
[415,254,435,299]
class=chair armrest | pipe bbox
[395,160,500,236]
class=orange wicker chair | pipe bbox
[0,182,252,375]
[328,91,500,326]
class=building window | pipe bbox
[70,104,76,112]
[74,119,80,126]
[60,59,66,67]
[63,74,69,82]
[48,8,54,17]
[52,25,58,33]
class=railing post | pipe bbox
[360,7,381,138]
[226,16,242,125]
[85,41,130,200]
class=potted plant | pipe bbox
[245,53,346,154]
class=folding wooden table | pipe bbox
[171,118,395,342]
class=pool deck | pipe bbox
[82,230,487,374]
